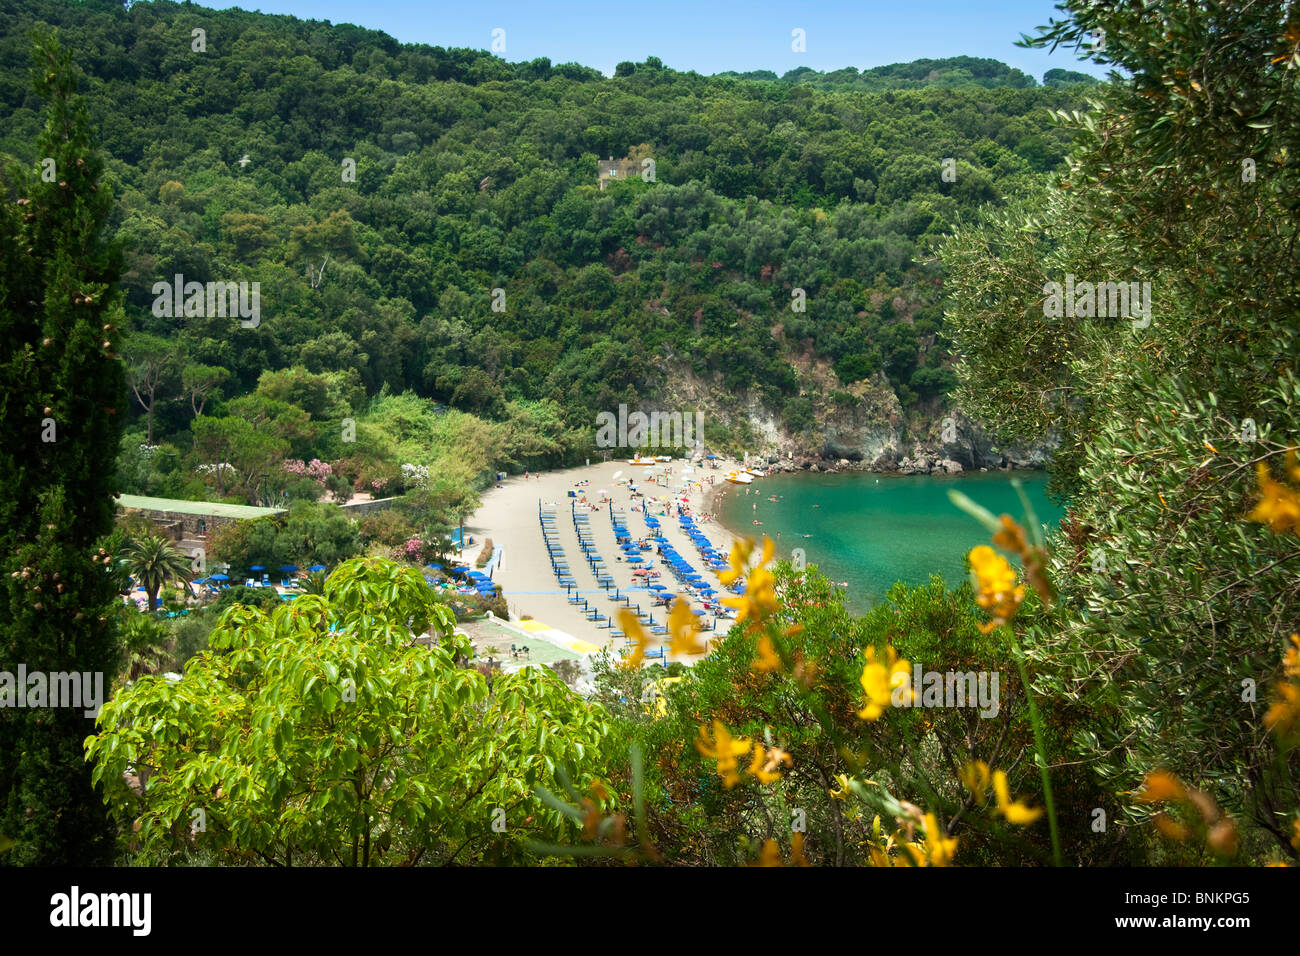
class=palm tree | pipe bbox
[118,607,173,682]
[121,534,193,612]
[301,570,327,595]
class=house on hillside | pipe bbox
[598,155,642,190]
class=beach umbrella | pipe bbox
[280,564,298,573]
[706,454,717,460]
[210,573,229,581]
[309,564,327,572]
[193,577,208,584]
[613,470,623,480]
[691,608,706,616]
[426,563,443,570]
[649,584,667,591]
[250,565,266,571]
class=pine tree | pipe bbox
[0,33,126,864]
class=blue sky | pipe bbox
[214,0,1104,81]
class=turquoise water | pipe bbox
[716,471,1065,612]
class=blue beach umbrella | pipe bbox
[210,573,229,581]
[250,565,266,571]
[309,564,327,572]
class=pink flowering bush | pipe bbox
[391,536,433,565]
[283,458,333,486]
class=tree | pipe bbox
[122,332,179,444]
[0,34,126,865]
[943,0,1300,855]
[190,415,291,504]
[179,363,229,417]
[121,533,193,613]
[86,558,613,865]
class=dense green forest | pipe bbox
[4,0,1300,874]
[0,0,1095,507]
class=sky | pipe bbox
[211,0,1106,82]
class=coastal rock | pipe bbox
[938,458,964,474]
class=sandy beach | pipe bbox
[456,454,757,653]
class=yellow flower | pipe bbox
[617,607,650,669]
[790,831,809,866]
[752,833,810,867]
[695,719,753,788]
[718,538,754,586]
[992,769,1044,825]
[829,773,851,800]
[753,634,782,672]
[666,598,707,657]
[1264,681,1300,737]
[960,760,992,806]
[748,743,792,785]
[968,545,1026,633]
[1282,633,1300,679]
[1152,812,1190,842]
[754,839,782,867]
[991,514,1028,556]
[719,536,779,625]
[922,812,958,866]
[1136,769,1186,804]
[990,514,1053,603]
[857,645,911,720]
[722,564,778,625]
[1248,455,1300,535]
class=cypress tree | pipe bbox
[0,33,126,864]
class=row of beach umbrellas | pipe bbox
[194,563,327,584]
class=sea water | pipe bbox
[717,471,1066,612]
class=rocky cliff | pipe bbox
[660,362,1057,475]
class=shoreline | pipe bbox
[458,458,1052,652]
[707,462,1053,545]
[459,455,749,654]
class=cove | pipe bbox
[716,471,1066,613]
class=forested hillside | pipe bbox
[0,0,1092,505]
